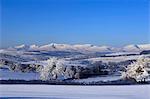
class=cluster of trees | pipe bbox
[121,56,150,82]
[40,57,67,80]
[40,56,150,82]
[40,57,94,80]
[40,57,109,81]
[0,59,42,72]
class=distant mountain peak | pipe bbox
[8,43,150,52]
[14,44,29,50]
[15,44,26,49]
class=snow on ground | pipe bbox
[0,85,150,99]
[0,69,39,80]
[0,68,121,82]
[73,76,121,83]
[21,59,87,68]
[105,52,140,56]
[87,54,150,63]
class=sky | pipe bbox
[1,0,149,48]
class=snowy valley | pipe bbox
[0,43,150,84]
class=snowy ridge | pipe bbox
[123,44,140,52]
[7,43,150,52]
[138,44,150,50]
[123,44,150,52]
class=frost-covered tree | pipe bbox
[52,59,66,79]
[40,57,67,80]
[64,66,75,79]
[40,57,61,80]
[121,56,150,82]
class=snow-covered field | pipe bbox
[73,76,120,83]
[0,85,150,99]
[0,69,39,80]
[0,69,121,83]
[87,54,150,63]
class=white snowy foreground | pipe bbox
[0,85,150,99]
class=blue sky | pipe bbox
[1,0,149,48]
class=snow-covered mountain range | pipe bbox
[7,43,150,52]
